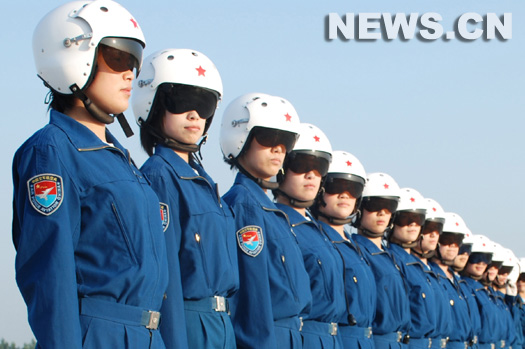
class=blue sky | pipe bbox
[1,0,524,344]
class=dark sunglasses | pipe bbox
[468,252,492,265]
[324,177,364,198]
[100,44,140,74]
[458,243,472,255]
[439,232,464,246]
[361,197,398,214]
[394,211,426,227]
[286,152,330,176]
[498,266,513,275]
[422,221,444,235]
[489,261,503,270]
[163,84,218,119]
[251,127,297,152]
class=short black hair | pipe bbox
[139,87,167,156]
[48,90,76,113]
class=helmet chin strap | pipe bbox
[235,161,280,190]
[390,235,419,249]
[140,121,202,153]
[317,210,353,225]
[273,189,315,208]
[359,227,384,238]
[70,84,134,137]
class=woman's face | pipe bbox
[361,209,392,235]
[279,169,322,202]
[238,138,286,181]
[393,223,421,244]
[439,243,459,262]
[453,253,470,271]
[319,191,357,219]
[420,231,439,252]
[163,110,206,144]
[466,261,487,277]
[84,51,135,115]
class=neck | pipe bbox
[320,216,347,240]
[434,259,452,277]
[66,106,107,142]
[276,196,306,216]
[359,230,382,249]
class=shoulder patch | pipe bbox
[27,174,64,216]
[236,225,264,257]
[159,203,169,232]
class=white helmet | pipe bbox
[327,151,366,183]
[33,0,145,94]
[362,172,400,200]
[491,242,506,264]
[442,212,468,235]
[423,198,446,224]
[292,123,332,157]
[470,234,493,255]
[132,48,223,126]
[220,93,300,160]
[397,188,426,214]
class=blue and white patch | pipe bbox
[27,174,63,216]
[236,225,264,257]
[159,203,169,232]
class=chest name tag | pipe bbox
[237,225,264,257]
[27,174,64,216]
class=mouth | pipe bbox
[185,126,201,132]
[270,158,282,166]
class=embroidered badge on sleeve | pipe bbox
[236,225,264,257]
[160,203,169,232]
[27,174,64,216]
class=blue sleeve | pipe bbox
[12,144,83,348]
[145,170,189,349]
[228,201,278,349]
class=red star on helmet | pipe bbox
[196,66,206,76]
[410,197,415,202]
[284,113,292,122]
[130,18,138,28]
[432,207,437,212]
[384,183,389,189]
[346,161,352,166]
[455,222,459,226]
[313,135,320,142]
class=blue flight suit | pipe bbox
[430,265,473,348]
[507,295,525,349]
[494,289,515,348]
[389,245,450,349]
[12,110,169,348]
[321,223,376,349]
[458,277,482,348]
[353,234,411,349]
[462,277,502,349]
[141,144,239,349]
[223,173,312,349]
[275,205,346,349]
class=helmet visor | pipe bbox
[439,232,464,246]
[286,152,330,176]
[469,252,492,265]
[394,211,426,227]
[324,177,364,198]
[99,37,143,75]
[361,197,398,214]
[251,127,298,152]
[458,243,472,255]
[422,221,443,235]
[163,84,218,119]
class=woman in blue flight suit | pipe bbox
[132,49,239,349]
[490,245,517,349]
[12,1,169,347]
[352,172,411,349]
[312,150,377,348]
[429,211,475,348]
[220,93,312,349]
[386,189,451,349]
[273,123,346,349]
[461,235,503,349]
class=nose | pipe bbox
[124,69,134,81]
[187,110,200,120]
[304,170,320,179]
[272,144,285,153]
